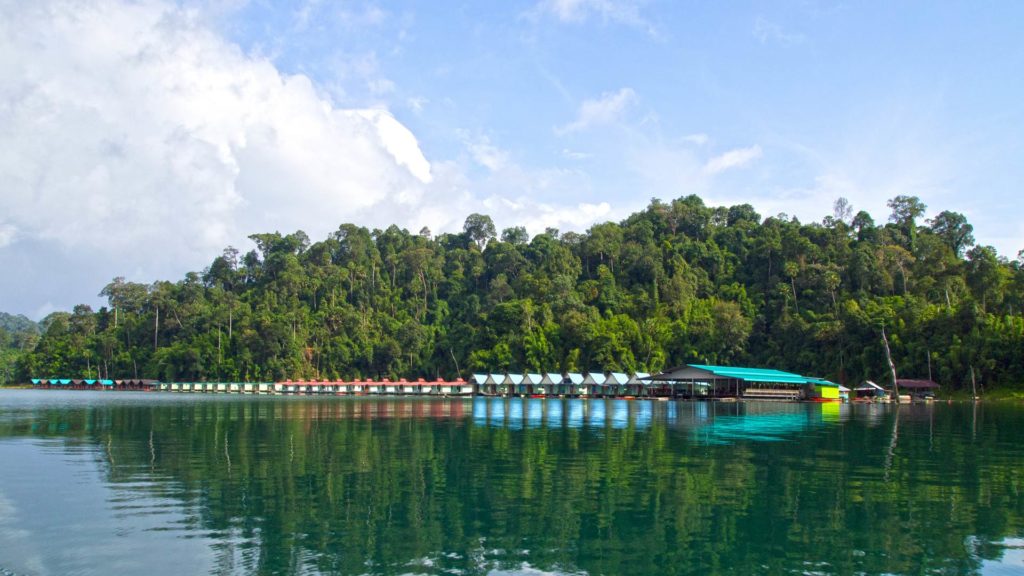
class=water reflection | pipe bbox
[0,391,1021,576]
[470,398,846,445]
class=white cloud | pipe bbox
[464,135,510,172]
[561,148,592,160]
[682,133,709,146]
[533,0,657,35]
[0,0,632,316]
[703,145,764,175]
[406,96,428,113]
[367,78,396,95]
[556,88,637,134]
[753,16,805,45]
[0,224,16,248]
[0,0,438,313]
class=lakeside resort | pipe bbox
[26,363,941,402]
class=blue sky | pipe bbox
[219,0,1024,241]
[1,0,1022,318]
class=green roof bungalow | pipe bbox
[648,364,840,401]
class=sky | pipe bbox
[1,0,1023,319]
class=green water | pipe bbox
[0,391,1022,575]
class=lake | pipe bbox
[0,390,1022,575]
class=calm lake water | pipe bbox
[0,391,1022,576]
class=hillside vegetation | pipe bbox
[12,195,1024,390]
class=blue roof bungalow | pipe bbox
[629,372,651,397]
[506,373,527,396]
[540,372,569,396]
[581,372,607,397]
[472,374,492,395]
[524,373,544,395]
[606,372,631,397]
[854,380,888,401]
[486,373,508,396]
[566,373,585,396]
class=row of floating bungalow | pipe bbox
[29,364,850,401]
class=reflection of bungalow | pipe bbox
[854,381,888,401]
[896,379,939,400]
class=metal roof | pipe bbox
[659,364,840,386]
[608,372,629,385]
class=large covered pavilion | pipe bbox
[646,364,839,400]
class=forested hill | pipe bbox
[12,195,1024,390]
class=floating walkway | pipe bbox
[29,365,842,401]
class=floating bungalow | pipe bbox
[854,381,889,401]
[647,364,841,401]
[30,365,841,401]
[896,378,939,401]
[31,378,158,390]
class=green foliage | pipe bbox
[0,313,38,385]
[12,195,1024,390]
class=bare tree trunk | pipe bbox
[450,348,461,379]
[154,306,159,350]
[970,365,978,400]
[881,326,899,400]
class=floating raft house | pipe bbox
[647,364,840,401]
[30,364,840,400]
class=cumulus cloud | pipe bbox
[0,0,432,314]
[556,88,637,134]
[703,145,763,174]
[0,0,630,316]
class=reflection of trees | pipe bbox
[1,400,1021,575]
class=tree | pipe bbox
[833,197,853,225]
[463,214,496,250]
[500,226,529,245]
[927,210,975,257]
[887,195,927,250]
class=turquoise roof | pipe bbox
[687,364,839,386]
